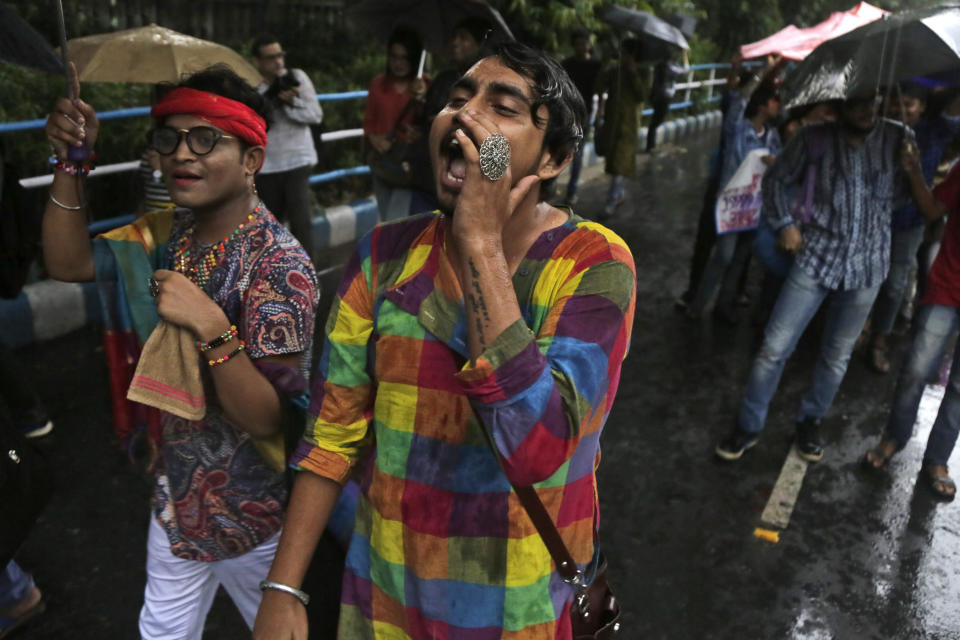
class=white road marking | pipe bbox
[761,445,809,529]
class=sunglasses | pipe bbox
[148,126,236,156]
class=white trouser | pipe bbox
[139,517,280,640]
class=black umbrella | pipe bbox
[599,5,690,52]
[782,3,960,108]
[347,0,514,54]
[666,13,697,40]
[0,4,64,74]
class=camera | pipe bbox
[265,70,300,102]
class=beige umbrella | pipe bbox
[67,24,263,86]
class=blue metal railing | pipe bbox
[3,61,748,191]
[0,94,361,134]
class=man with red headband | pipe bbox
[43,66,318,638]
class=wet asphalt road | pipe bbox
[10,133,960,639]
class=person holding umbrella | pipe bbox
[596,38,649,219]
[42,66,319,638]
[646,49,689,153]
[716,91,946,463]
[254,40,635,640]
[404,17,498,213]
[363,27,429,221]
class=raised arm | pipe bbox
[450,109,636,485]
[42,73,99,282]
[281,69,323,125]
[903,137,948,222]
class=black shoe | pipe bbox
[715,427,760,461]
[795,417,824,462]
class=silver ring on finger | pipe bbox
[478,133,511,181]
[148,276,160,298]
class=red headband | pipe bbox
[150,87,268,148]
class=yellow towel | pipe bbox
[127,320,206,420]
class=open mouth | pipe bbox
[444,133,466,185]
[439,128,479,191]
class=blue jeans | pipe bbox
[565,139,587,200]
[605,175,626,211]
[886,304,960,465]
[872,224,925,336]
[739,264,881,433]
[692,232,737,314]
[0,561,34,610]
[691,231,754,315]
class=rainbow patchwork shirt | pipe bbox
[292,211,636,639]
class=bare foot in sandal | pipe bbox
[863,439,898,469]
[868,342,890,374]
[0,585,45,637]
[921,463,957,501]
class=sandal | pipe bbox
[0,587,45,639]
[863,439,898,470]
[921,463,957,501]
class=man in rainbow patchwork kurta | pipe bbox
[255,41,637,640]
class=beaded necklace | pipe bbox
[174,203,262,287]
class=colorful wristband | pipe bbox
[197,325,238,352]
[208,341,245,367]
[49,153,99,177]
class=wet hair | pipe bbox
[250,33,280,58]
[488,41,586,188]
[744,85,778,119]
[157,64,272,144]
[386,27,423,79]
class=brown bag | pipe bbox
[511,482,621,638]
[570,554,621,639]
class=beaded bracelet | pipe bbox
[208,341,245,367]
[197,325,238,352]
[49,153,99,177]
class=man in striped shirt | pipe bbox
[716,91,944,463]
[254,42,636,640]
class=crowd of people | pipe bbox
[659,52,960,505]
[2,12,960,640]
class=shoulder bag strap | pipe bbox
[510,484,582,582]
[490,442,587,584]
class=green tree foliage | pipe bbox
[492,0,705,58]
